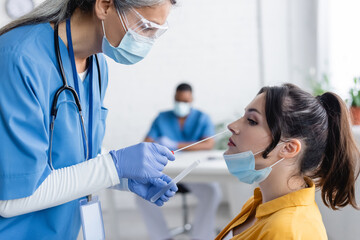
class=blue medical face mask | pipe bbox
[173,101,191,117]
[101,11,155,65]
[223,147,285,184]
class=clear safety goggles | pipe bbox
[119,8,169,41]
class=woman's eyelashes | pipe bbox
[247,118,258,126]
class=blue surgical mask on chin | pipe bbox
[223,148,285,184]
[101,14,154,65]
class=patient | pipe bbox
[216,83,359,240]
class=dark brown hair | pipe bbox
[176,83,192,92]
[258,83,359,210]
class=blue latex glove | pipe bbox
[110,142,175,182]
[156,136,178,151]
[129,175,178,206]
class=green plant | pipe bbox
[214,114,243,150]
[214,122,229,150]
[350,77,360,107]
[311,73,331,96]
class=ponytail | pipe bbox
[260,84,359,210]
[315,92,360,209]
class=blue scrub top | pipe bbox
[0,23,109,239]
[147,109,215,142]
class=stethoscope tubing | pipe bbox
[49,20,101,170]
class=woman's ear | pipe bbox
[279,139,301,159]
[94,0,112,20]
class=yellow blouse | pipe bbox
[216,178,327,240]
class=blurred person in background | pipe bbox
[137,83,223,240]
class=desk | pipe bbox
[163,150,231,182]
[163,150,255,218]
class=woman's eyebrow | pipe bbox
[246,108,261,115]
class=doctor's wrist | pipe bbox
[109,178,129,191]
[109,149,124,179]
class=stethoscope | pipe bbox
[49,19,102,171]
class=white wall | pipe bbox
[0,3,9,27]
[103,0,319,150]
[103,0,262,150]
[0,0,319,149]
[260,0,318,91]
[328,0,360,98]
[0,0,43,26]
[6,1,356,239]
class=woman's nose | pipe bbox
[227,121,240,135]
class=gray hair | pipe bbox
[0,0,176,36]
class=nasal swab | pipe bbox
[172,129,229,154]
[150,159,201,203]
[151,129,230,203]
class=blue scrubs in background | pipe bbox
[0,23,108,239]
[147,109,214,142]
[139,108,221,240]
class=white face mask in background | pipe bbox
[173,101,191,117]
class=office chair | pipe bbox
[169,183,192,236]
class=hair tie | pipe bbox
[316,95,330,122]
[316,95,325,107]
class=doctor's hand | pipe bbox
[129,175,178,206]
[156,136,178,151]
[110,142,175,182]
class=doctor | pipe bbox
[0,0,177,239]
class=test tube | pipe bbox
[150,159,201,203]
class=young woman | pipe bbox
[216,83,359,239]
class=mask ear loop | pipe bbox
[117,9,128,33]
[268,140,290,168]
[101,20,107,38]
[253,149,265,156]
[269,157,285,168]
[253,140,288,162]
[102,9,128,38]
